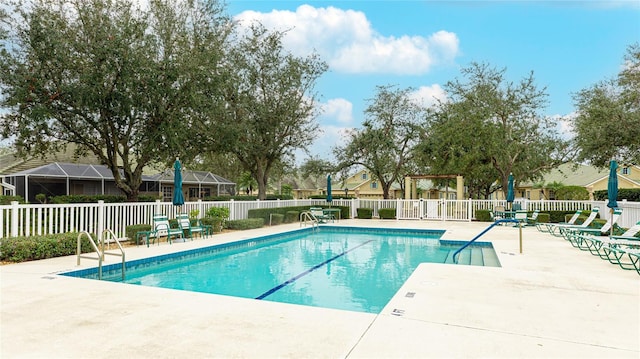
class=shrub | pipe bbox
[554,186,589,200]
[248,206,349,223]
[199,217,223,233]
[536,213,550,224]
[356,208,372,219]
[269,213,284,225]
[475,210,492,222]
[0,195,26,204]
[0,232,93,263]
[594,188,640,202]
[285,211,299,223]
[226,218,264,230]
[378,208,396,219]
[126,224,152,245]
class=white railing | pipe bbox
[1,198,639,239]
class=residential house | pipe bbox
[0,150,235,202]
[515,162,640,200]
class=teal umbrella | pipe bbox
[607,160,618,235]
[173,158,185,206]
[506,173,515,210]
[607,160,618,210]
[326,175,333,205]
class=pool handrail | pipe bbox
[452,219,519,264]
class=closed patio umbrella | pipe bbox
[173,158,185,206]
[506,173,515,210]
[326,175,333,206]
[607,160,618,236]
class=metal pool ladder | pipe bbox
[77,229,126,280]
[299,211,319,229]
[452,219,521,264]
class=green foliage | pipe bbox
[248,206,349,223]
[285,211,300,223]
[220,23,328,200]
[378,208,396,219]
[416,62,569,199]
[334,85,424,199]
[269,213,284,225]
[49,195,127,203]
[554,186,589,200]
[571,44,640,166]
[206,207,230,220]
[0,232,93,262]
[35,193,47,204]
[594,188,640,202]
[356,208,373,219]
[0,195,26,204]
[226,218,264,230]
[0,0,232,201]
[475,210,493,222]
[126,224,152,245]
[536,213,550,224]
[199,217,223,233]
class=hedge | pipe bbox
[125,224,152,245]
[0,232,93,263]
[248,206,349,223]
[378,208,396,219]
[475,210,492,222]
[226,218,264,230]
[594,188,640,202]
[269,213,284,225]
[356,208,372,219]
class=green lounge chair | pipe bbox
[176,213,205,239]
[538,209,582,233]
[601,247,640,275]
[563,209,622,241]
[310,207,331,223]
[610,220,640,241]
[552,208,600,238]
[526,210,540,226]
[149,214,183,246]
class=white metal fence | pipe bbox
[1,198,639,240]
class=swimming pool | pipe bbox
[63,226,500,313]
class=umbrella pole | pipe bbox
[610,208,614,237]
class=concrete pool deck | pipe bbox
[1,220,638,358]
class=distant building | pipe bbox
[0,150,235,202]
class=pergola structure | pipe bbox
[404,174,464,199]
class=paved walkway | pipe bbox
[1,220,638,358]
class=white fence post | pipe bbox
[97,200,105,243]
[10,201,19,237]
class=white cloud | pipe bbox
[321,98,353,124]
[234,5,460,75]
[554,113,576,140]
[409,84,448,108]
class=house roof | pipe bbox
[520,163,608,187]
[6,162,234,185]
[151,169,234,185]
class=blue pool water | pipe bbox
[63,226,500,313]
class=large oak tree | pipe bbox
[334,85,425,199]
[572,43,640,167]
[218,23,328,200]
[416,62,569,197]
[0,0,232,200]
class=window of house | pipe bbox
[361,173,368,180]
[370,182,377,189]
[162,186,173,202]
[621,167,630,175]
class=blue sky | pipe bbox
[227,0,640,163]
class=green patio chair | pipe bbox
[177,213,205,239]
[149,214,183,246]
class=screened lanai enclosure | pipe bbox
[1,162,235,202]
